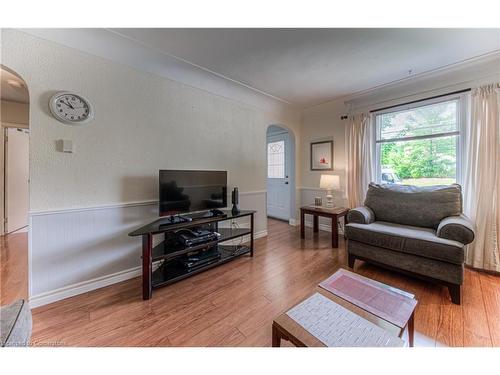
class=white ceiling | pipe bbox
[110,28,500,106]
[17,28,500,108]
[0,67,29,103]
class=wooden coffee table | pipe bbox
[300,206,349,248]
[272,269,417,347]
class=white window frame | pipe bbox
[373,92,469,186]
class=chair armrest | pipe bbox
[437,214,475,245]
[347,206,375,224]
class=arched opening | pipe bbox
[1,65,30,305]
[266,124,296,224]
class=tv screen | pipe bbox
[159,170,227,216]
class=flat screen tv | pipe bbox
[159,170,227,216]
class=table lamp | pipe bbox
[320,174,340,208]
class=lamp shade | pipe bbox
[320,174,340,190]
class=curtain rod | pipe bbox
[369,88,471,113]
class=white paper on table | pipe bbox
[286,293,404,347]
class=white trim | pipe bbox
[297,186,346,201]
[254,230,268,239]
[239,190,267,196]
[373,92,468,185]
[1,121,29,128]
[298,186,344,192]
[342,51,500,111]
[107,29,291,105]
[19,29,291,113]
[29,200,158,216]
[222,229,267,245]
[299,186,327,191]
[29,266,142,308]
[371,92,467,116]
[28,216,33,299]
[27,192,266,306]
[29,228,267,308]
[303,220,345,235]
[289,218,297,226]
[29,191,267,216]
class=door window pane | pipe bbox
[267,140,285,178]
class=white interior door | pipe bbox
[266,133,291,220]
[5,128,29,233]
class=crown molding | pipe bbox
[17,28,295,114]
[343,50,500,112]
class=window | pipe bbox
[375,94,466,187]
[267,140,285,178]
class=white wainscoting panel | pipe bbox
[29,203,158,306]
[29,191,267,307]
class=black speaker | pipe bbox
[231,187,240,215]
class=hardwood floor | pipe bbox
[2,219,500,346]
[1,232,29,306]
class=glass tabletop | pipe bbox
[128,209,255,236]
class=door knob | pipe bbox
[285,181,289,184]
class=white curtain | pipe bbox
[463,83,500,272]
[345,113,375,208]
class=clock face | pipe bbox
[49,92,93,124]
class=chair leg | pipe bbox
[348,253,356,268]
[448,284,461,305]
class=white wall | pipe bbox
[1,100,29,125]
[298,52,500,230]
[1,29,301,305]
[3,27,497,306]
[300,98,348,201]
[1,100,30,235]
[299,98,348,229]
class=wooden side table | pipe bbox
[300,206,349,248]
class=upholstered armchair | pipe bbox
[345,183,475,305]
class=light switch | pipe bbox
[57,139,73,153]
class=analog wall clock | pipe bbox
[49,91,94,124]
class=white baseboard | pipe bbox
[289,218,298,226]
[29,266,142,308]
[29,229,268,308]
[254,230,268,239]
[303,221,344,235]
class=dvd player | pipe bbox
[175,228,220,247]
[180,247,221,269]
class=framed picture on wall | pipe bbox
[310,140,333,171]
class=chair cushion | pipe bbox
[347,206,375,224]
[345,221,465,265]
[364,183,463,229]
[437,214,475,245]
[348,240,464,285]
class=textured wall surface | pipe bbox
[298,53,500,209]
[1,29,300,303]
[1,29,301,212]
[299,98,349,207]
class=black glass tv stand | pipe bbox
[159,214,192,227]
[128,209,256,300]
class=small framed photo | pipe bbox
[310,140,333,171]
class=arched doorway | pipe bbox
[266,124,296,223]
[1,65,30,305]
